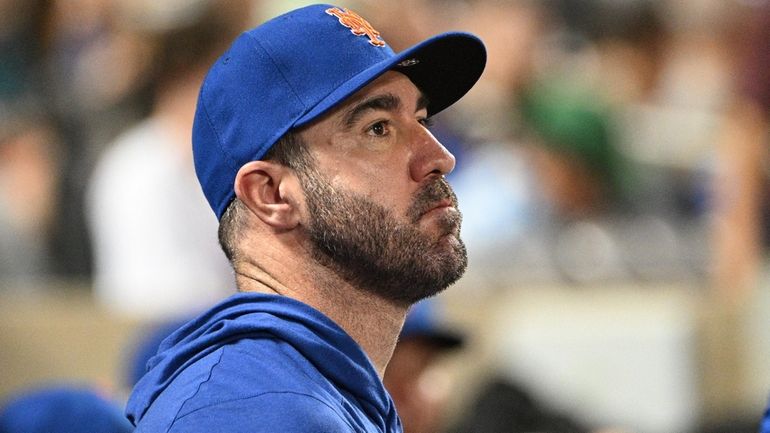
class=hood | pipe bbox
[125,293,398,429]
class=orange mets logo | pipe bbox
[326,7,386,47]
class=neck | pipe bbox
[235,254,408,378]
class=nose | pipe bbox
[409,125,456,182]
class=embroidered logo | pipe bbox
[326,7,386,47]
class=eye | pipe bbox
[367,120,389,137]
[418,117,434,128]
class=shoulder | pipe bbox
[167,392,357,433]
[159,341,354,429]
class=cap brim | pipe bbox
[294,32,486,127]
[403,330,465,350]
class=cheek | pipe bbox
[316,141,416,214]
[352,160,414,212]
[328,131,360,152]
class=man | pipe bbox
[126,4,485,432]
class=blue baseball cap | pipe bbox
[0,385,133,433]
[401,299,464,349]
[193,4,486,219]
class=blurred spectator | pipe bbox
[448,0,721,286]
[86,0,250,319]
[42,0,153,277]
[449,375,591,433]
[518,81,623,220]
[0,103,62,283]
[0,0,49,101]
[711,0,770,296]
[447,0,546,143]
[0,384,133,433]
[387,300,628,433]
[384,299,464,433]
[453,78,633,284]
[723,1,770,430]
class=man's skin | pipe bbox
[226,71,460,378]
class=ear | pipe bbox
[234,161,301,230]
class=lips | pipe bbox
[422,198,454,216]
[407,178,460,224]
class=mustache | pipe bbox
[407,177,459,223]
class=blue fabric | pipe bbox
[0,385,132,433]
[192,3,486,219]
[400,299,463,348]
[126,293,402,433]
[761,400,770,433]
[125,319,190,388]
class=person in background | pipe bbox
[711,0,770,298]
[387,300,633,433]
[0,385,133,433]
[735,3,770,433]
[0,0,48,101]
[517,82,622,221]
[384,299,465,433]
[0,103,61,283]
[86,0,249,319]
[449,375,592,433]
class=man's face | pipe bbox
[295,71,467,305]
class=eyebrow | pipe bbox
[340,92,431,130]
[416,93,430,113]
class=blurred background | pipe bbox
[0,0,768,432]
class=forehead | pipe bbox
[348,71,421,101]
[321,71,424,120]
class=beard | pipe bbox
[299,170,467,305]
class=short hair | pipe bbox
[218,132,314,264]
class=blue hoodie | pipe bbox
[126,293,402,433]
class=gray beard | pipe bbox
[299,170,467,306]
